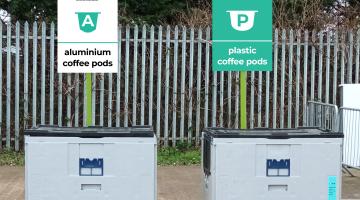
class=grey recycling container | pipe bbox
[202,127,343,200]
[25,125,157,200]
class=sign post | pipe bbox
[240,72,247,129]
[58,0,118,126]
[86,74,92,126]
[213,0,272,128]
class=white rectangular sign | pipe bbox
[341,84,360,109]
[58,0,118,73]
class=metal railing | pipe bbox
[306,101,339,131]
[339,107,360,169]
[305,102,360,170]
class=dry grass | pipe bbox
[273,0,330,29]
[172,5,211,27]
[171,0,360,30]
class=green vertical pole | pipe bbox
[240,72,247,129]
[86,73,92,126]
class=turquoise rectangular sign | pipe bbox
[212,0,273,71]
[328,176,337,200]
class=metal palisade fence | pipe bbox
[1,21,360,150]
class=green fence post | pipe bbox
[86,73,92,126]
[240,72,247,129]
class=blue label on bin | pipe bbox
[79,158,103,176]
[266,159,290,177]
[328,176,337,200]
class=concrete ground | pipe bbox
[0,166,359,200]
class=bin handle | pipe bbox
[267,133,289,139]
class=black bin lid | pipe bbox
[203,127,344,139]
[25,125,155,138]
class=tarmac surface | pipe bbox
[0,166,359,200]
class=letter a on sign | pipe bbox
[82,15,95,27]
